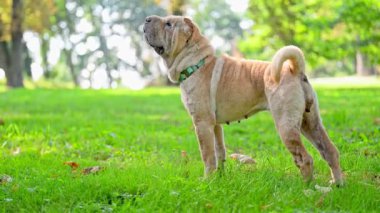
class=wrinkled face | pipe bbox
[143,15,194,57]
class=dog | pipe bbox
[143,15,343,185]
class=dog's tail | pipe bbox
[271,45,305,82]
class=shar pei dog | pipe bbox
[143,15,343,185]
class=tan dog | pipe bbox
[143,15,343,185]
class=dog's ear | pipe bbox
[184,17,201,43]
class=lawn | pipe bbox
[0,86,379,212]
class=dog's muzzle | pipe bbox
[143,16,165,55]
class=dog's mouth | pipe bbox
[145,36,165,55]
[151,45,165,55]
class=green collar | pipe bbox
[179,58,206,83]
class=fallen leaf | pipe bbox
[12,147,21,156]
[64,161,80,170]
[230,153,256,164]
[181,150,187,158]
[315,184,332,193]
[82,166,103,175]
[205,203,213,209]
[239,156,256,164]
[363,149,378,157]
[181,150,189,165]
[260,203,273,210]
[0,174,12,185]
[315,195,325,207]
[373,117,380,125]
[230,153,240,160]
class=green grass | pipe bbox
[0,86,379,212]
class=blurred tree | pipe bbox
[86,1,115,87]
[240,0,379,76]
[189,0,243,55]
[108,0,166,85]
[50,0,165,87]
[337,0,380,75]
[0,0,24,87]
[170,0,186,15]
[0,0,55,87]
[32,0,56,79]
[53,0,80,86]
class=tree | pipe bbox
[170,0,186,15]
[240,0,379,76]
[46,0,167,88]
[337,0,380,75]
[0,0,24,87]
[53,0,81,86]
[189,0,243,55]
[0,0,56,87]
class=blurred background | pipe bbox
[0,0,379,89]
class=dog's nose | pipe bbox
[145,17,152,23]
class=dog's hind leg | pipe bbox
[269,86,314,182]
[301,99,343,186]
[214,124,226,170]
[276,122,314,182]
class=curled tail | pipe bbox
[271,45,305,82]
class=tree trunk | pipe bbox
[88,4,113,87]
[41,35,51,78]
[355,50,375,76]
[99,35,113,87]
[63,48,79,86]
[23,41,32,77]
[355,35,375,76]
[6,0,24,88]
[55,0,79,86]
[0,42,11,72]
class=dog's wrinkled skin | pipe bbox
[144,15,343,185]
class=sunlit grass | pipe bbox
[0,85,379,211]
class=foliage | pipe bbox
[0,0,56,41]
[1,0,379,86]
[48,0,167,86]
[338,0,380,64]
[0,86,379,211]
[240,0,380,76]
[0,0,12,41]
[189,0,244,54]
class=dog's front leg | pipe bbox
[194,118,217,176]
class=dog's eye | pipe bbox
[165,22,172,28]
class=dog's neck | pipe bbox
[164,36,214,83]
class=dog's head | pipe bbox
[143,15,201,58]
[144,15,213,82]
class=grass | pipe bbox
[0,85,379,212]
